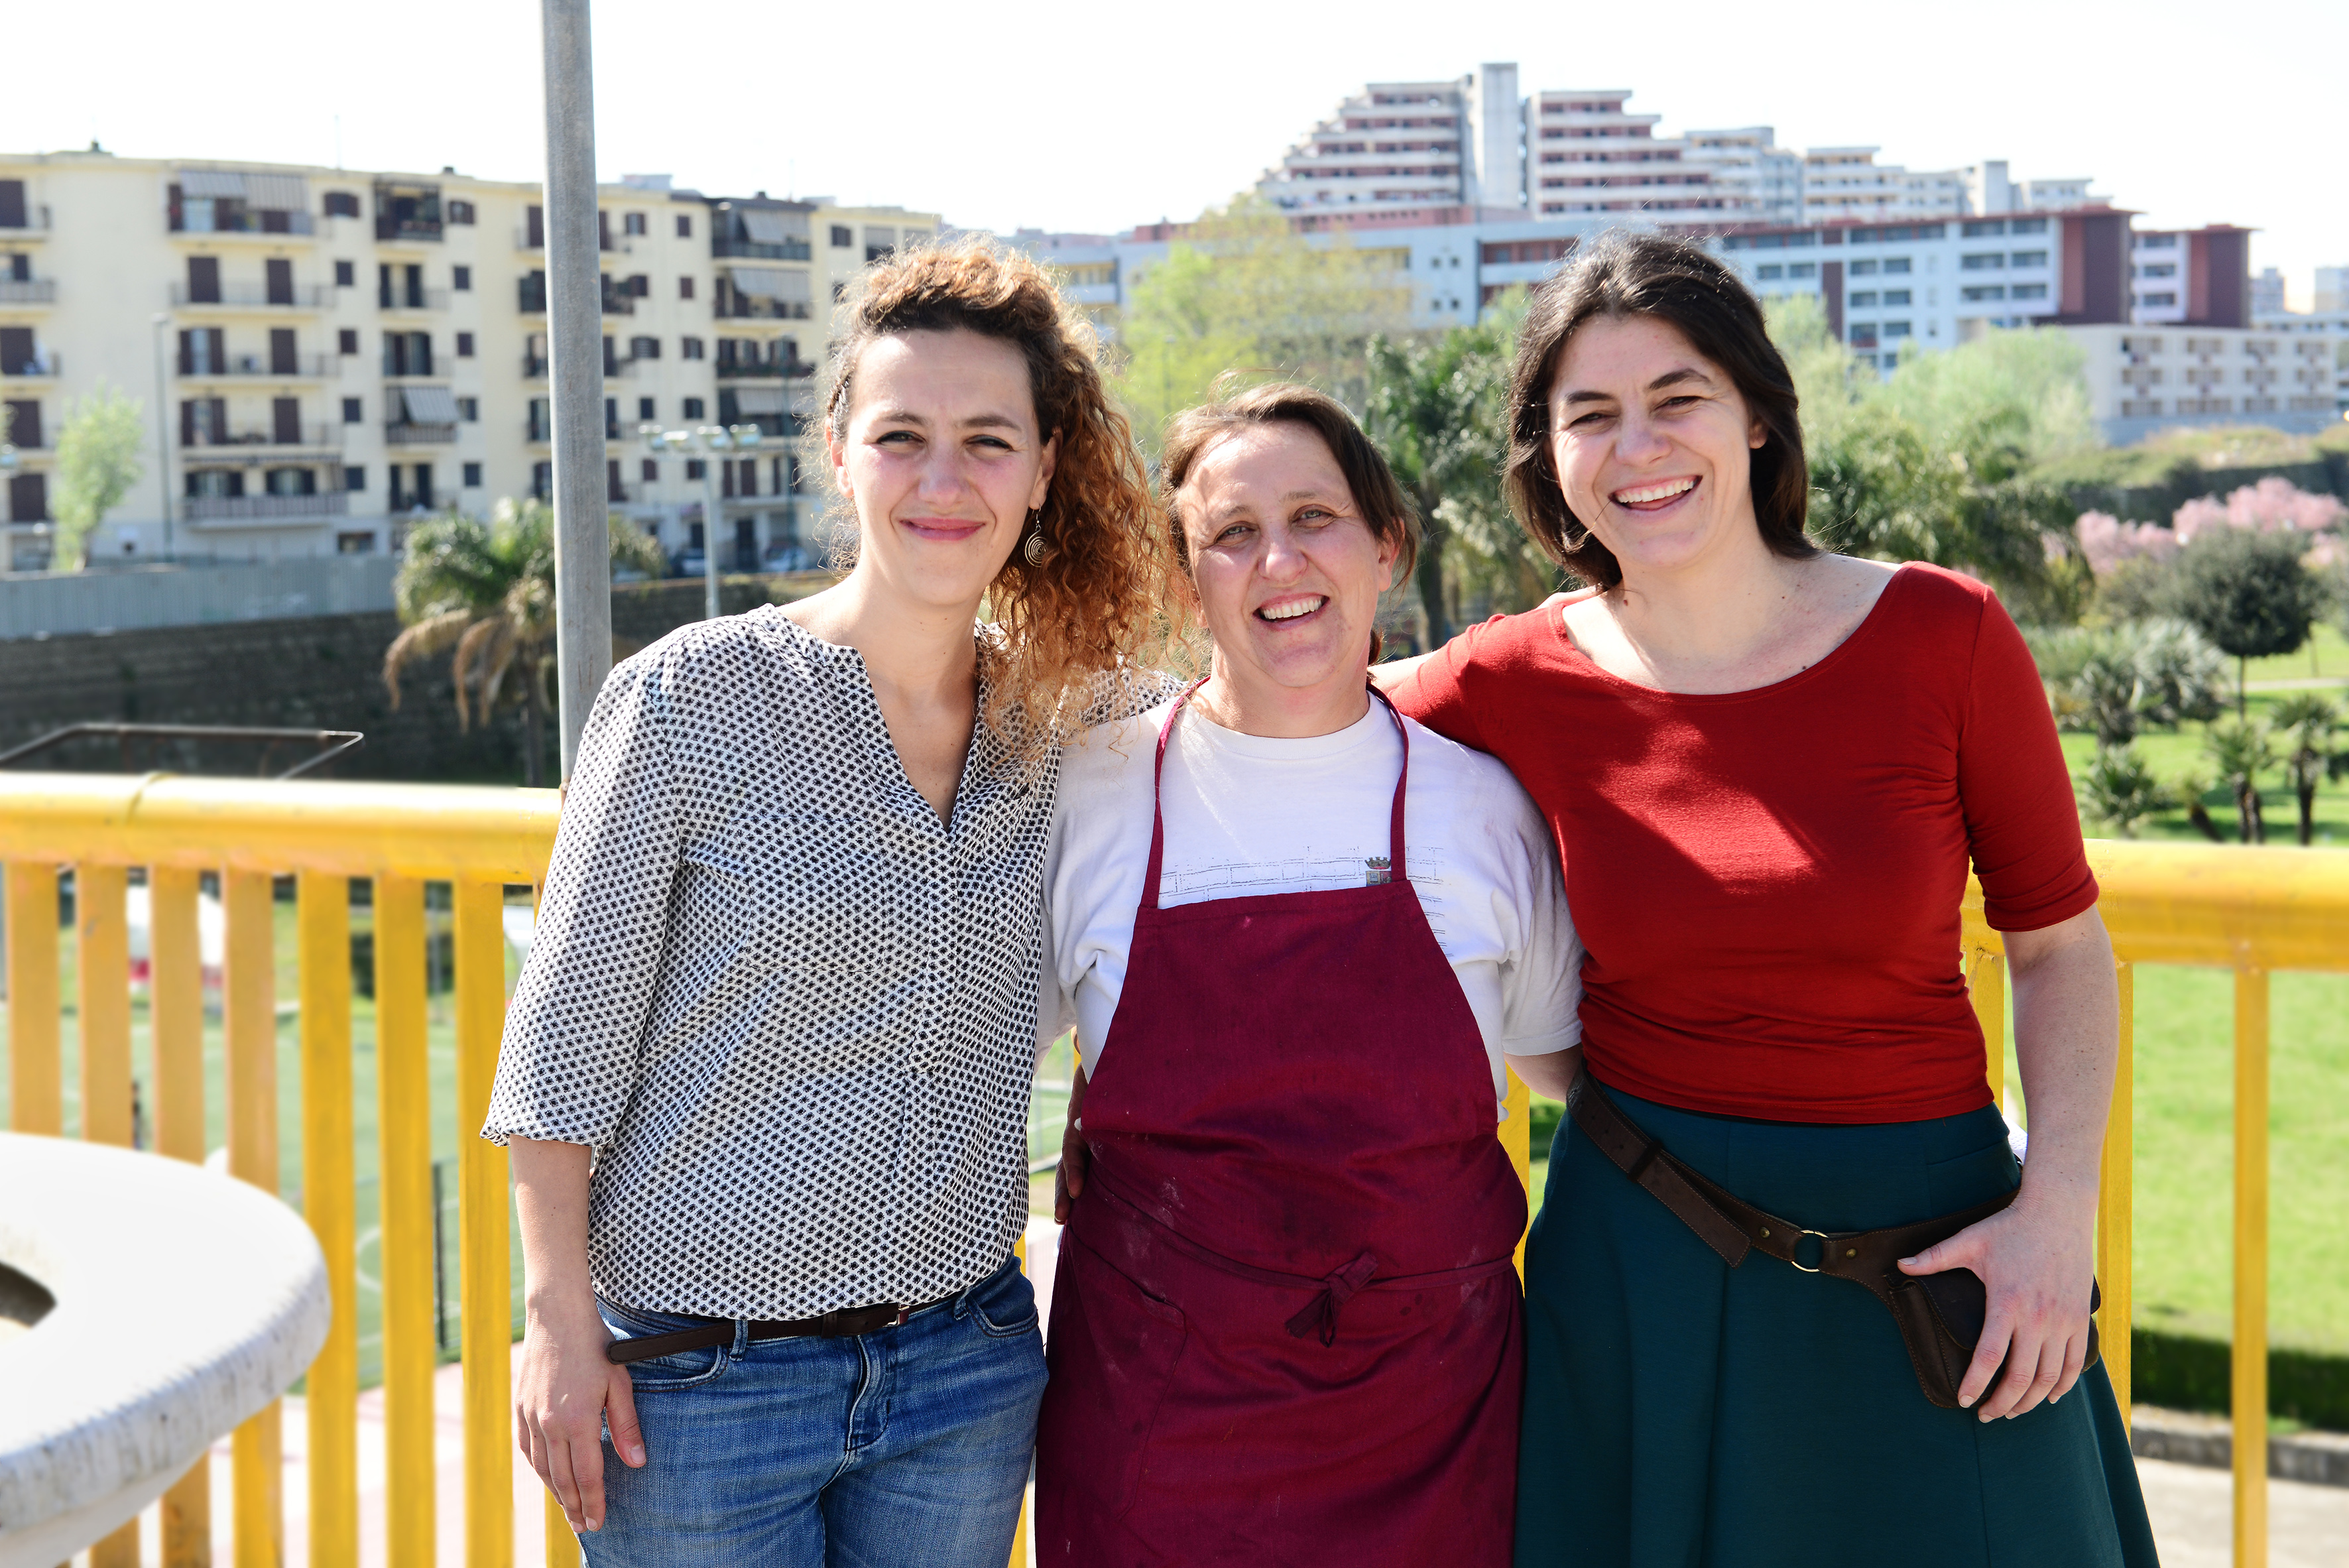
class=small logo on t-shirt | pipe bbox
[1364,857,1392,886]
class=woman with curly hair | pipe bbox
[486,235,1171,1566]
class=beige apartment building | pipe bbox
[0,148,934,572]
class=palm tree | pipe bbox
[2269,693,2343,847]
[383,499,664,785]
[2200,715,2277,845]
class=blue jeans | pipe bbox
[579,1255,1046,1568]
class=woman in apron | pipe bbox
[1034,383,1585,1566]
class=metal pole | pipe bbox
[151,314,174,560]
[542,0,610,780]
[701,451,722,621]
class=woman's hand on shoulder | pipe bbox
[1896,1175,2098,1421]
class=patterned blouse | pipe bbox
[483,605,1162,1317]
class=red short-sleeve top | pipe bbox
[1388,563,2096,1124]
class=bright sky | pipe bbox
[7,0,2342,306]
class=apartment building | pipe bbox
[1682,129,1803,225]
[2071,326,2341,444]
[0,149,934,572]
[1257,79,1483,222]
[2128,225,2253,326]
[1525,90,1724,221]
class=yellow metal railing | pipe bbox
[1964,840,2349,1568]
[3,775,2341,1568]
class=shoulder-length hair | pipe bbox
[823,235,1170,745]
[1503,229,1814,589]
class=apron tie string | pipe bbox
[1284,1252,1382,1347]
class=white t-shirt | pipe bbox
[1040,697,1583,1116]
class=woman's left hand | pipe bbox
[1897,1176,2099,1421]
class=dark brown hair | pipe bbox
[1158,381,1419,584]
[823,235,1170,744]
[1503,229,1815,589]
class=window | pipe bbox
[682,396,705,420]
[447,200,476,225]
[680,276,696,300]
[1882,257,1911,274]
[686,458,706,479]
[1788,263,1817,279]
[630,335,660,359]
[641,458,658,483]
[831,281,846,302]
[2012,282,2048,301]
[1848,324,1878,348]
[1883,289,1911,306]
[2010,217,2047,235]
[337,328,360,355]
[1884,321,1913,337]
[334,259,355,287]
[1756,264,1783,280]
[1960,253,2004,270]
[452,265,472,291]
[1962,284,2006,302]
[455,332,475,357]
[624,211,648,236]
[1849,290,1878,308]
[1849,259,1878,276]
[343,464,366,490]
[463,461,483,487]
[2010,250,2047,268]
[637,396,656,420]
[1962,219,2006,238]
[2139,291,2179,308]
[341,397,363,423]
[457,397,479,422]
[680,336,705,360]
[676,214,693,239]
[324,192,361,218]
[830,225,853,248]
[627,274,650,297]
[2138,233,2178,249]
[2137,263,2178,279]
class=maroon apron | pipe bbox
[1035,685,1526,1567]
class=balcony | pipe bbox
[517,275,636,316]
[715,359,817,381]
[182,491,352,523]
[375,217,443,243]
[168,282,330,310]
[176,353,333,379]
[0,279,57,305]
[384,420,458,446]
[0,206,52,237]
[0,787,2338,1567]
[0,351,62,378]
[712,237,812,261]
[715,296,813,321]
[522,354,548,379]
[168,210,316,237]
[378,286,452,313]
[182,424,343,452]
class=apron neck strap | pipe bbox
[1142,679,1411,912]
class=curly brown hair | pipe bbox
[823,235,1172,745]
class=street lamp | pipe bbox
[638,421,766,620]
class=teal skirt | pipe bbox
[1517,1084,2158,1567]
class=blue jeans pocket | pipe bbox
[962,1259,1041,1340]
[599,1299,731,1391]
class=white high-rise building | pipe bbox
[1682,127,1803,223]
[1258,81,1474,219]
[1526,90,1724,220]
[0,149,935,572]
[1799,148,1968,223]
[1463,64,1526,211]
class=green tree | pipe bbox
[382,499,665,785]
[1364,292,1545,646]
[50,383,147,572]
[2078,744,2167,838]
[1115,198,1411,452]
[2202,714,2277,843]
[2269,693,2344,847]
[2169,528,2324,714]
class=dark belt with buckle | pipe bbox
[604,1296,953,1364]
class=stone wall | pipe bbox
[0,575,800,782]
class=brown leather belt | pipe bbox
[1565,1075,2096,1408]
[604,1296,955,1365]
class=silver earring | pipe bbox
[1024,511,1049,567]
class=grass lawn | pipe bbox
[1525,963,2349,1360]
[2061,678,2349,847]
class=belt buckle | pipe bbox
[1788,1229,1833,1274]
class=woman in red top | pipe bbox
[1384,232,2157,1567]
